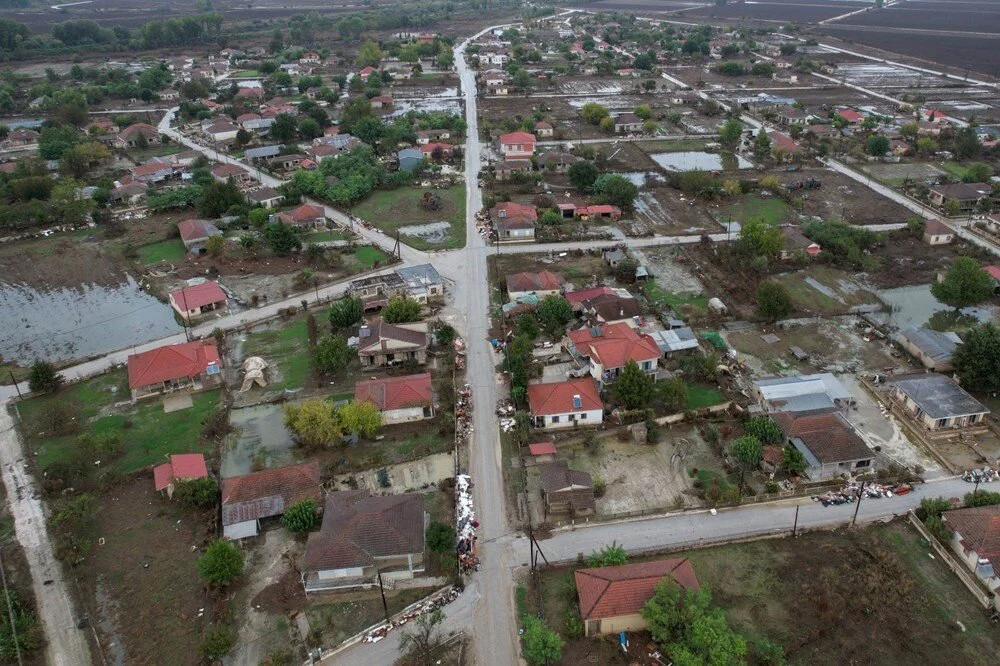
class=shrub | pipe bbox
[564,609,584,638]
[426,521,455,554]
[198,540,243,587]
[916,497,952,521]
[28,361,63,394]
[172,477,219,508]
[964,490,1000,508]
[282,499,319,532]
[200,624,236,661]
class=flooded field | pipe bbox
[650,151,753,171]
[875,283,998,330]
[0,275,181,364]
[223,403,301,477]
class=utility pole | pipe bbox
[8,372,21,400]
[376,571,390,625]
[850,481,867,527]
[792,504,799,537]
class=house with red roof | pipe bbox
[153,453,208,497]
[370,95,393,110]
[534,121,553,138]
[168,281,228,322]
[114,123,159,149]
[768,130,801,158]
[575,558,700,636]
[836,108,864,125]
[221,461,322,539]
[498,131,536,159]
[420,142,454,160]
[943,505,1000,602]
[358,66,378,78]
[984,265,1000,294]
[355,372,434,425]
[278,203,326,229]
[127,340,223,402]
[567,323,660,386]
[177,218,222,251]
[527,377,603,430]
[565,286,630,308]
[505,270,564,300]
[528,441,557,462]
[211,163,252,185]
[490,201,537,241]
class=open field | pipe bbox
[351,185,465,250]
[772,265,882,317]
[686,0,867,24]
[137,238,187,265]
[240,317,313,392]
[16,368,221,473]
[819,27,1000,76]
[528,521,1000,665]
[833,1,1000,35]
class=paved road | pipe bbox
[0,409,93,666]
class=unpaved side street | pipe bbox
[0,407,92,666]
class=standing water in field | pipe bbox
[650,151,753,171]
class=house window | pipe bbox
[937,418,947,428]
[580,413,587,419]
[855,459,871,468]
[552,415,560,424]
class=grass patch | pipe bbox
[720,195,793,226]
[686,383,726,409]
[233,69,260,77]
[17,368,221,473]
[127,144,183,160]
[306,230,349,243]
[137,238,186,265]
[351,185,466,250]
[243,318,312,391]
[306,588,430,648]
[772,266,881,317]
[638,139,710,152]
[349,245,390,269]
[642,279,708,314]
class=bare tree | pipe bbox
[398,608,446,666]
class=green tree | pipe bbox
[964,490,1000,507]
[521,615,564,666]
[730,435,763,480]
[753,131,772,160]
[197,540,243,587]
[916,497,952,521]
[28,360,63,393]
[264,221,301,255]
[283,399,341,447]
[952,323,1000,394]
[615,360,654,410]
[282,499,318,532]
[737,218,784,260]
[516,314,540,339]
[338,401,381,437]
[755,281,793,322]
[426,521,455,554]
[655,376,688,412]
[38,125,79,160]
[964,162,993,184]
[536,295,573,336]
[567,160,598,191]
[204,234,225,257]
[642,583,747,665]
[614,256,640,283]
[298,117,321,139]
[867,134,890,156]
[743,417,782,444]
[197,179,245,218]
[718,119,742,149]
[931,257,994,309]
[313,334,352,374]
[270,113,298,143]
[329,296,363,329]
[595,173,639,209]
[580,102,609,125]
[356,39,384,68]
[381,296,422,323]
[586,541,629,567]
[634,104,653,120]
[172,477,219,508]
[200,624,236,661]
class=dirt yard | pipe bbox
[528,520,1000,665]
[866,231,988,289]
[782,167,915,225]
[488,251,612,295]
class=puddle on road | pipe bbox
[0,275,181,364]
[398,220,453,245]
[650,151,753,171]
[223,403,301,478]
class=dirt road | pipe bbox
[0,408,92,666]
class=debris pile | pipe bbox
[362,587,462,644]
[455,383,473,439]
[812,481,912,506]
[475,210,492,240]
[497,398,517,432]
[962,467,999,483]
[456,474,479,575]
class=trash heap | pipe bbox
[455,384,473,439]
[456,474,479,575]
[362,587,462,644]
[962,467,999,483]
[497,398,516,433]
[453,337,466,370]
[475,209,492,240]
[812,481,912,506]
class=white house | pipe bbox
[527,377,603,430]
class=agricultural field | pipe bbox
[686,0,868,24]
[819,28,1000,76]
[832,1,1000,35]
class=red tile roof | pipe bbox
[490,201,537,229]
[565,287,619,305]
[506,270,564,293]
[132,162,177,177]
[282,203,324,223]
[355,372,432,411]
[220,461,321,526]
[568,323,660,369]
[170,281,227,310]
[211,163,248,178]
[985,265,1000,282]
[768,130,801,154]
[153,453,208,491]
[527,377,602,416]
[575,558,700,620]
[837,108,864,122]
[127,340,221,390]
[119,123,158,140]
[923,219,954,236]
[944,505,1000,573]
[177,219,219,242]
[529,442,557,456]
[772,411,872,464]
[500,131,536,145]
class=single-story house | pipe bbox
[495,158,533,181]
[895,327,962,371]
[613,112,643,134]
[357,321,429,367]
[534,121,553,138]
[221,461,322,540]
[506,270,564,300]
[246,187,284,208]
[527,377,603,430]
[773,411,875,480]
[278,203,325,229]
[491,201,537,241]
[370,95,393,110]
[355,372,434,425]
[203,120,240,143]
[211,163,252,185]
[348,273,408,309]
[753,373,854,413]
[169,281,228,322]
[397,148,424,172]
[498,131,536,159]
[301,491,426,593]
[575,559,700,637]
[577,205,622,221]
[416,129,451,145]
[888,373,989,431]
[837,108,864,125]
[114,123,159,148]
[177,218,222,252]
[395,264,444,302]
[110,182,148,205]
[929,182,991,210]
[647,326,699,355]
[923,219,955,245]
[420,142,453,160]
[537,151,580,173]
[567,323,660,386]
[942,505,1000,602]
[768,130,802,156]
[581,294,642,326]
[245,145,282,161]
[777,106,809,127]
[565,286,631,309]
[126,340,223,402]
[153,453,208,498]
[539,460,595,517]
[780,226,821,259]
[270,153,306,171]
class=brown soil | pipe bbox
[0,237,125,290]
[785,167,914,225]
[867,230,990,288]
[175,251,307,279]
[251,569,307,615]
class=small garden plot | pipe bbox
[772,266,882,317]
[349,245,391,269]
[351,185,466,250]
[717,195,795,226]
[305,229,350,243]
[16,368,221,474]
